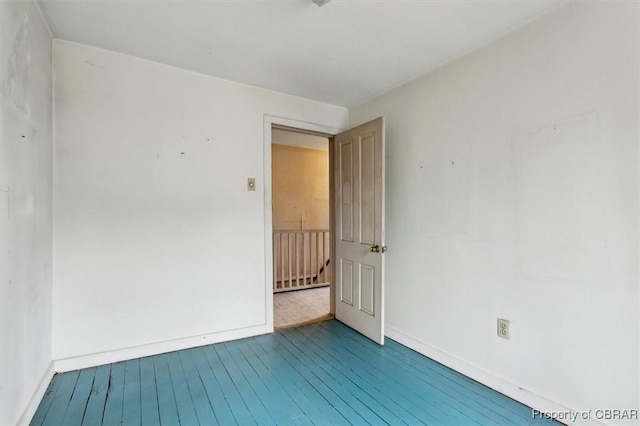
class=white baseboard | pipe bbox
[385,325,605,426]
[16,361,55,426]
[54,324,268,373]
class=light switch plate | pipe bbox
[247,178,256,191]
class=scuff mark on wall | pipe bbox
[2,13,30,116]
[83,59,105,69]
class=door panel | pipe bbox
[334,117,385,344]
[340,259,354,306]
[339,140,354,242]
[359,264,375,316]
[359,132,376,245]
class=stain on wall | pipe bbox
[2,13,30,115]
[512,110,608,281]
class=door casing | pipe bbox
[263,115,344,333]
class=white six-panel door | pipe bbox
[333,117,385,344]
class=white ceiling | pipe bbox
[38,0,565,107]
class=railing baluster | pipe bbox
[324,231,331,283]
[287,233,292,288]
[303,232,307,286]
[294,233,299,288]
[280,233,284,289]
[274,235,278,289]
[316,231,320,283]
[312,232,316,285]
[280,234,284,289]
[318,231,322,283]
[320,231,325,284]
[273,229,330,293]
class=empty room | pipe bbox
[1,0,639,425]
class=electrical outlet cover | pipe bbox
[497,318,510,339]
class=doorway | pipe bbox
[264,115,386,344]
[271,127,332,328]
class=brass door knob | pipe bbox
[370,245,388,253]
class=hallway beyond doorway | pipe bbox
[274,286,330,328]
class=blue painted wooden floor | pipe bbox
[32,320,558,425]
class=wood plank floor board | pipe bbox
[102,360,126,425]
[39,370,80,426]
[378,334,537,420]
[30,371,64,425]
[283,326,452,425]
[272,331,393,425]
[319,322,526,420]
[81,364,111,426]
[165,351,200,425]
[32,320,560,426]
[332,324,530,425]
[333,339,497,424]
[200,342,257,425]
[122,359,142,426]
[212,343,275,424]
[223,340,311,425]
[247,335,352,425]
[286,324,469,425]
[236,337,343,425]
[385,339,538,422]
[254,333,375,425]
[138,357,160,425]
[379,336,526,411]
[61,367,96,425]
[319,321,550,425]
[309,322,514,425]
[383,339,537,422]
[152,354,181,425]
[176,348,218,424]
[187,347,237,425]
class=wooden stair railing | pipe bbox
[273,230,330,292]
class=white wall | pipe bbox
[0,0,53,424]
[350,2,639,421]
[53,40,348,361]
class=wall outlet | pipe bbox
[497,318,510,339]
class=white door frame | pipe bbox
[263,115,345,333]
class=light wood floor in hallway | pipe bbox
[31,320,558,425]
